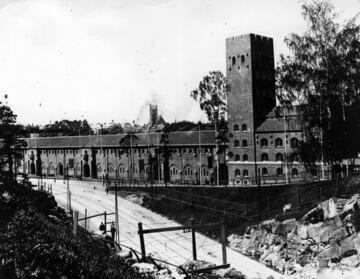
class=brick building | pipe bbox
[19,33,319,186]
[226,34,309,185]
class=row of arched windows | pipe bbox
[234,124,247,132]
[234,153,300,162]
[260,138,299,148]
[235,168,299,177]
[234,139,248,148]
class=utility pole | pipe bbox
[199,123,202,185]
[215,120,220,187]
[284,108,288,184]
[114,182,120,245]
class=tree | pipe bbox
[191,71,229,124]
[191,71,230,185]
[0,100,26,181]
[276,0,360,174]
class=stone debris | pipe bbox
[228,195,360,278]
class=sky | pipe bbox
[0,0,359,127]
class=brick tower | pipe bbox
[226,34,276,184]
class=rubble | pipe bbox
[228,195,360,277]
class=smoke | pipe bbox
[135,93,160,125]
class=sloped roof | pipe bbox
[23,130,217,148]
[256,117,302,132]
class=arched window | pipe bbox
[243,154,248,161]
[242,139,248,147]
[261,153,268,161]
[108,164,114,173]
[232,56,236,65]
[241,55,245,63]
[276,168,283,176]
[235,169,240,177]
[234,140,240,147]
[235,154,240,161]
[262,167,268,176]
[234,124,239,132]
[275,153,283,161]
[260,138,268,148]
[290,138,299,148]
[241,124,247,132]
[291,153,300,162]
[275,138,283,147]
[292,168,299,177]
[243,169,249,177]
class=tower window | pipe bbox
[241,124,247,132]
[261,153,268,161]
[235,169,240,177]
[260,138,268,148]
[276,153,284,161]
[276,168,283,176]
[275,138,283,147]
[242,139,248,147]
[243,169,249,177]
[235,154,240,161]
[234,140,240,147]
[243,154,248,161]
[234,124,239,132]
[232,56,236,65]
[241,55,245,63]
[290,138,299,148]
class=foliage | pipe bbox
[0,181,142,279]
[19,119,95,137]
[191,71,229,124]
[0,102,26,181]
[276,0,360,168]
[166,121,214,132]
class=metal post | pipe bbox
[220,218,227,265]
[85,208,87,230]
[138,222,146,260]
[115,182,120,244]
[104,211,107,233]
[257,168,261,220]
[73,211,78,236]
[191,218,197,260]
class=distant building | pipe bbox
[149,104,158,127]
[18,33,332,186]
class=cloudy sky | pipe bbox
[0,0,358,126]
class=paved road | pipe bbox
[32,178,283,279]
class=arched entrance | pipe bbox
[30,162,36,175]
[58,163,64,176]
[83,163,90,178]
[49,163,55,176]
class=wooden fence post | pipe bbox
[257,168,261,220]
[220,218,227,265]
[244,201,247,217]
[73,211,78,236]
[191,218,197,260]
[320,185,323,202]
[138,222,146,261]
[297,184,300,207]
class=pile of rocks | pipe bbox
[115,250,247,279]
[228,194,360,277]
